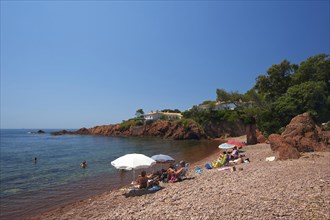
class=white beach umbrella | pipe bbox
[111,153,156,170]
[111,153,156,183]
[151,154,175,163]
[218,143,235,150]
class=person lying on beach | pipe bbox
[229,155,244,165]
[167,160,187,182]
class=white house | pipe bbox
[196,101,252,111]
[214,102,237,110]
[196,101,237,111]
[144,111,183,121]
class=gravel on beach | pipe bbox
[28,143,330,220]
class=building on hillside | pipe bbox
[144,111,183,121]
[214,102,237,110]
[196,101,252,111]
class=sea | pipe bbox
[0,129,219,219]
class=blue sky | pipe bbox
[1,1,329,129]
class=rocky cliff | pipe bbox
[51,119,249,140]
[52,120,208,140]
[90,120,208,140]
[202,120,246,138]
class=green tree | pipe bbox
[161,109,181,113]
[254,60,295,102]
[251,54,330,135]
[135,109,144,118]
[244,89,266,108]
[273,81,329,125]
[257,110,282,136]
[201,100,216,105]
[216,89,246,107]
[291,54,330,90]
[216,89,231,102]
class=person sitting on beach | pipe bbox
[167,160,187,182]
[136,170,149,189]
[158,163,175,182]
[230,147,239,160]
[80,161,87,168]
[220,152,230,166]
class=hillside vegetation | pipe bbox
[181,53,329,136]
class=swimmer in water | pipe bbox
[80,161,87,168]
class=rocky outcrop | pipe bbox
[52,121,208,140]
[203,120,246,138]
[50,130,71,135]
[31,130,46,134]
[37,130,46,134]
[75,128,90,135]
[268,134,301,160]
[269,112,330,160]
[256,129,267,143]
[50,119,251,140]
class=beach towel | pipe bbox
[265,156,275,161]
[148,185,161,192]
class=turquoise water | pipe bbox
[0,129,218,219]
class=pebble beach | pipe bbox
[27,142,330,220]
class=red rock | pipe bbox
[76,120,208,140]
[268,112,330,160]
[256,129,267,143]
[75,127,90,135]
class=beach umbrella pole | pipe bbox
[132,169,136,184]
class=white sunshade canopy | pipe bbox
[218,143,235,149]
[111,153,156,170]
[151,154,175,163]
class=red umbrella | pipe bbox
[227,140,246,147]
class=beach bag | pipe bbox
[205,163,213,169]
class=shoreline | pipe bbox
[2,135,224,220]
[27,140,330,220]
[21,137,228,220]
